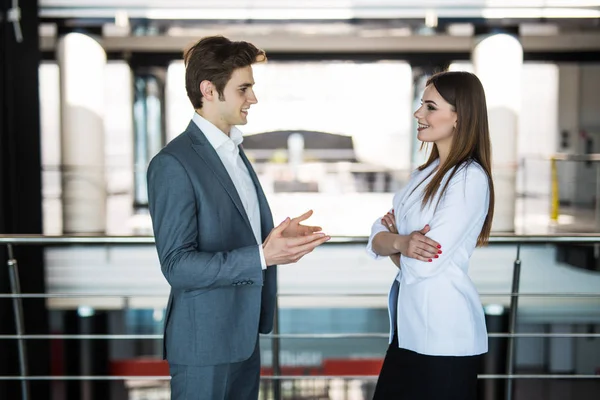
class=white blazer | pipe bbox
[367,159,490,356]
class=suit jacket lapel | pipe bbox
[239,147,274,239]
[187,122,254,234]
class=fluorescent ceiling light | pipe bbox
[541,1,600,5]
[425,9,438,28]
[39,5,600,20]
[519,23,560,35]
[446,23,474,36]
[358,27,411,38]
[114,10,130,28]
[145,8,354,20]
[483,7,600,19]
[483,0,600,5]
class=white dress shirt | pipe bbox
[192,113,267,269]
[367,159,489,356]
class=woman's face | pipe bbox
[414,84,457,146]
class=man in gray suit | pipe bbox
[147,36,330,400]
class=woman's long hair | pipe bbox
[418,71,495,246]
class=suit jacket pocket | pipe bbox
[183,287,216,299]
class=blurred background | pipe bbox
[2,0,600,399]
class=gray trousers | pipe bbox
[169,339,260,400]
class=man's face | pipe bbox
[214,66,258,132]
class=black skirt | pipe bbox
[373,332,481,400]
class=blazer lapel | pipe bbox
[239,147,274,239]
[398,160,454,222]
[398,178,425,222]
[187,122,253,233]
[398,164,437,222]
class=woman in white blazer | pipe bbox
[367,71,495,400]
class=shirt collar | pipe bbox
[229,126,244,147]
[192,112,244,150]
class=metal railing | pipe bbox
[2,234,600,400]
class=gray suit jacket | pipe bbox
[147,120,277,366]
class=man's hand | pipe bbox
[263,217,330,266]
[282,210,322,238]
[393,224,442,262]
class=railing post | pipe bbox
[505,244,521,400]
[7,244,30,400]
[595,163,600,231]
[272,296,282,400]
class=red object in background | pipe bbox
[110,358,384,377]
[50,333,63,376]
[260,366,323,376]
[110,359,169,376]
[323,359,383,376]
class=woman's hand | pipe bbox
[394,224,442,262]
[371,212,441,259]
[381,210,397,234]
[381,211,401,268]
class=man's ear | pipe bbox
[200,80,214,101]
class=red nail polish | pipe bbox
[428,259,432,262]
[438,250,442,254]
[437,245,441,249]
[434,255,439,258]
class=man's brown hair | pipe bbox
[183,36,266,109]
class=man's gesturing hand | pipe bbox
[263,217,330,266]
[282,210,322,238]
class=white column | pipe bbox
[287,132,304,180]
[57,33,107,233]
[105,61,135,234]
[165,61,189,143]
[39,62,62,235]
[473,33,523,232]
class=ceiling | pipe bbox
[36,0,600,59]
[40,0,600,24]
